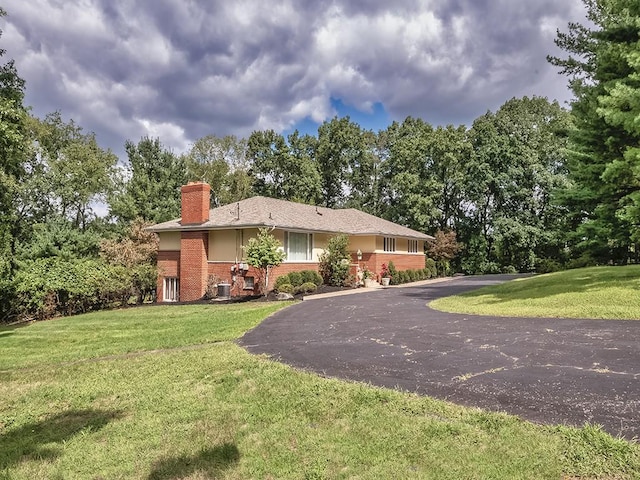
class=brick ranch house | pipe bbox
[148,182,434,302]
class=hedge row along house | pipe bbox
[148,182,433,302]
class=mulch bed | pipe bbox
[205,284,355,304]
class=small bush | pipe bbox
[502,265,518,274]
[567,254,598,270]
[425,258,437,277]
[278,283,295,294]
[275,270,322,292]
[536,258,563,274]
[274,275,291,290]
[301,270,323,286]
[388,261,399,285]
[296,282,317,294]
[288,271,303,287]
[423,268,431,279]
[343,274,358,288]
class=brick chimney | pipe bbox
[181,182,211,225]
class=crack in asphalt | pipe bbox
[240,275,640,441]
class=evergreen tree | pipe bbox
[110,137,186,224]
[549,0,640,263]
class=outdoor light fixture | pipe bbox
[357,249,362,261]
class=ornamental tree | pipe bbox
[243,228,286,295]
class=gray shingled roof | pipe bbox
[148,196,433,240]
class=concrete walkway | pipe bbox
[240,275,640,441]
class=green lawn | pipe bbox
[1,303,639,479]
[431,266,640,320]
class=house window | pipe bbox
[408,239,419,253]
[285,231,313,261]
[163,277,179,302]
[244,276,255,290]
[383,237,396,252]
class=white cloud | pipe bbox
[3,0,585,157]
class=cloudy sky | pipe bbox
[3,0,586,160]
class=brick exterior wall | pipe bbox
[207,262,321,296]
[181,182,210,225]
[158,248,424,302]
[352,252,425,280]
[157,251,180,301]
[180,231,209,301]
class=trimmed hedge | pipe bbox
[388,266,436,286]
[274,270,322,292]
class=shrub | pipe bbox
[535,258,563,274]
[396,271,408,284]
[300,270,323,286]
[502,265,518,274]
[408,270,418,282]
[423,268,431,279]
[318,235,350,286]
[288,271,303,287]
[343,274,358,288]
[567,254,598,270]
[274,274,291,291]
[388,261,399,285]
[425,258,437,277]
[277,283,295,294]
[296,282,317,294]
[12,257,141,320]
[0,278,15,322]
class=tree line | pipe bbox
[1,0,638,320]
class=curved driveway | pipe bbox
[239,275,640,440]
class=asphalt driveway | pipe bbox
[239,275,640,441]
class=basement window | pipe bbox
[244,276,255,290]
[163,277,179,302]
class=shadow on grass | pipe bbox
[0,321,34,338]
[0,408,124,469]
[147,443,240,480]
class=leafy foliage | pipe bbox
[428,230,462,276]
[110,137,186,224]
[184,134,252,206]
[274,270,323,291]
[549,0,640,263]
[12,258,130,320]
[318,235,351,286]
[243,228,286,295]
[0,7,28,280]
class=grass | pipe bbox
[431,265,640,320]
[1,303,639,479]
